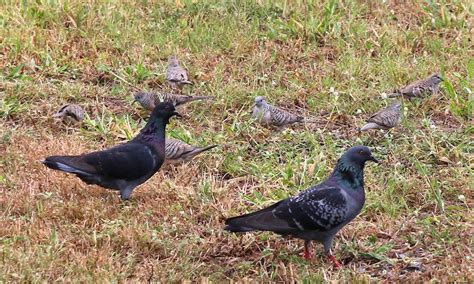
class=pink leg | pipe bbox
[326,252,342,268]
[303,240,312,260]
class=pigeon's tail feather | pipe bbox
[42,156,92,176]
[359,122,381,132]
[225,201,293,233]
[42,156,102,185]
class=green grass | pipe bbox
[0,0,473,282]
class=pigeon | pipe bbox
[134,91,214,111]
[388,73,443,99]
[165,138,218,164]
[52,104,85,124]
[166,55,193,90]
[224,145,379,268]
[359,102,402,131]
[42,102,180,200]
[252,96,313,129]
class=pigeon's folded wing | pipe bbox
[47,143,157,181]
[274,186,348,232]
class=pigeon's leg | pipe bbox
[325,249,342,268]
[119,186,134,200]
[303,240,312,260]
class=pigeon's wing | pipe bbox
[45,143,157,181]
[274,186,348,232]
[225,185,347,234]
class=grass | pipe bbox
[0,0,473,281]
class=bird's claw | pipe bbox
[326,253,342,269]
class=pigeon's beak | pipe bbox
[369,155,379,163]
[172,111,182,118]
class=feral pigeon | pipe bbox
[360,102,402,131]
[134,91,214,110]
[388,73,443,99]
[224,145,378,268]
[165,138,217,164]
[166,55,193,90]
[43,102,180,200]
[52,104,85,124]
[252,96,313,129]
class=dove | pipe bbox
[165,138,217,164]
[166,55,193,90]
[388,73,443,99]
[252,96,310,129]
[52,104,85,124]
[359,102,402,131]
[224,145,379,268]
[134,91,214,110]
[42,102,180,200]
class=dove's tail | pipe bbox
[190,95,214,101]
[192,144,218,156]
[301,117,319,123]
[359,122,383,132]
[387,92,402,98]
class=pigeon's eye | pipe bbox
[359,150,365,155]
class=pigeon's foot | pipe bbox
[302,240,312,260]
[303,249,313,260]
[326,253,342,268]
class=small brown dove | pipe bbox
[388,73,443,99]
[360,102,402,131]
[166,55,193,90]
[134,91,214,111]
[52,104,85,124]
[252,96,316,129]
[165,138,217,164]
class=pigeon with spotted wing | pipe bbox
[134,91,214,111]
[224,146,378,268]
[388,73,443,99]
[43,102,180,200]
[360,102,401,131]
[166,55,193,90]
[252,96,314,129]
[165,138,217,164]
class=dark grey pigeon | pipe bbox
[224,146,378,268]
[42,102,180,200]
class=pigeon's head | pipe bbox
[430,73,443,83]
[255,96,266,107]
[152,102,181,120]
[340,146,379,167]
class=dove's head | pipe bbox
[151,102,181,120]
[430,73,443,83]
[390,101,402,110]
[339,146,379,168]
[168,55,178,66]
[254,96,266,107]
